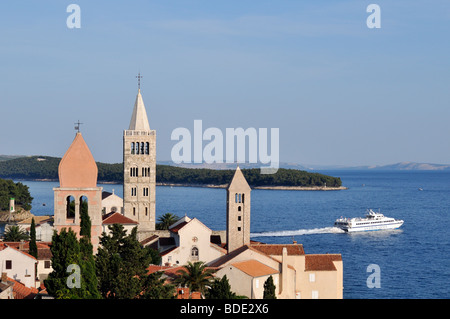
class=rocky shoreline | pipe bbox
[0,209,34,223]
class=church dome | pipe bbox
[58,132,98,188]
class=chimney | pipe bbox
[19,240,25,251]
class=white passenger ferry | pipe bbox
[334,209,404,233]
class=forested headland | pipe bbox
[0,156,343,189]
[0,178,33,212]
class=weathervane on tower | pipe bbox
[136,72,143,90]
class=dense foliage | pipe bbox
[95,224,162,299]
[0,178,33,211]
[44,209,101,299]
[0,156,342,187]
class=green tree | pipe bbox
[44,228,82,298]
[156,213,180,230]
[96,224,158,299]
[44,226,100,299]
[206,275,238,299]
[141,271,175,299]
[3,225,29,242]
[29,218,38,258]
[78,206,101,299]
[263,275,276,299]
[174,261,215,296]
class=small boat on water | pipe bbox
[334,209,404,233]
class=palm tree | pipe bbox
[175,261,215,296]
[156,213,180,230]
[3,225,29,242]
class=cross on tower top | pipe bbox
[136,72,143,90]
[74,120,83,133]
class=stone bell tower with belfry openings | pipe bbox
[123,73,156,232]
[226,166,251,253]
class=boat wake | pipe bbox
[250,227,345,238]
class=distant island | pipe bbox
[0,156,344,190]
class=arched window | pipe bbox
[238,206,242,212]
[235,193,238,203]
[80,196,88,218]
[191,247,199,261]
[141,142,145,154]
[131,142,135,154]
[238,193,242,203]
[145,142,149,155]
[242,194,245,204]
[136,142,140,154]
[66,196,75,219]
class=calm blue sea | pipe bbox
[3,170,450,299]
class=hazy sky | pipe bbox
[1,0,449,166]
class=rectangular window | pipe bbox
[238,216,241,221]
[44,260,51,269]
[6,260,12,269]
[312,291,319,299]
[309,273,315,283]
[237,227,241,231]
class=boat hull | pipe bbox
[340,221,404,233]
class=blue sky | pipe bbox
[0,0,449,166]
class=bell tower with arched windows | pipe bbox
[123,88,156,231]
[53,132,103,251]
[226,166,251,253]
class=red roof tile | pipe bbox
[305,254,342,271]
[8,277,39,299]
[102,212,138,225]
[231,260,279,277]
[251,244,305,256]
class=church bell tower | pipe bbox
[226,166,251,253]
[123,75,156,231]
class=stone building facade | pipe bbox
[226,166,251,253]
[123,89,156,232]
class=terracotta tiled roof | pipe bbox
[208,245,251,267]
[8,277,39,299]
[169,221,188,233]
[140,235,159,246]
[1,242,52,260]
[0,243,37,261]
[251,244,305,256]
[102,212,138,225]
[160,246,178,256]
[231,260,279,278]
[305,254,342,271]
[147,264,174,275]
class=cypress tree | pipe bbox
[44,228,81,298]
[79,205,101,299]
[263,275,277,299]
[29,218,38,258]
